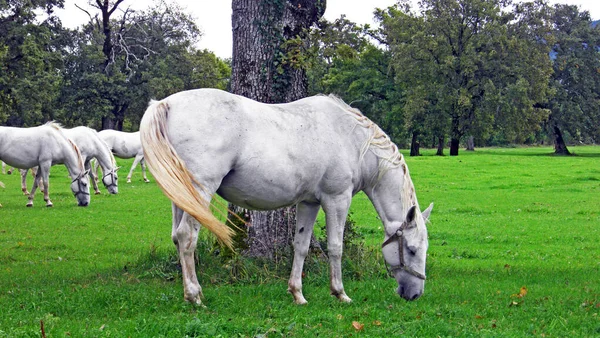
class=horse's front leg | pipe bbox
[26,168,42,207]
[288,202,320,305]
[87,161,101,194]
[20,169,29,195]
[38,167,52,207]
[175,210,204,305]
[322,192,353,303]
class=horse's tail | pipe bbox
[139,99,234,249]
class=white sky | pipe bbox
[56,0,600,59]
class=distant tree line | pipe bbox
[1,0,599,156]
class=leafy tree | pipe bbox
[378,0,553,155]
[546,4,600,154]
[61,0,228,130]
[0,0,66,126]
[306,17,405,146]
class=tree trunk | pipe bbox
[465,136,475,151]
[450,137,460,156]
[553,125,571,155]
[230,0,325,258]
[409,131,420,156]
[436,135,445,156]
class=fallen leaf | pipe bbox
[336,314,343,320]
[373,320,382,326]
[352,321,364,331]
[475,315,483,319]
[518,286,528,298]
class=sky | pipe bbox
[56,0,600,59]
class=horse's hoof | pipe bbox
[126,179,131,183]
[144,179,150,183]
[46,203,53,207]
[94,191,101,195]
[26,203,33,207]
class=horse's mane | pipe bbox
[44,122,85,170]
[326,95,419,213]
[90,128,117,166]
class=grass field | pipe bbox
[0,146,599,337]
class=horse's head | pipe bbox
[382,203,432,301]
[71,169,91,206]
[102,167,120,194]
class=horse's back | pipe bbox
[160,89,368,209]
[0,125,63,168]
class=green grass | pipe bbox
[1,146,599,337]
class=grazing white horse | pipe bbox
[0,122,91,207]
[140,88,433,306]
[64,126,119,194]
[97,130,149,183]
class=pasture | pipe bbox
[0,146,598,337]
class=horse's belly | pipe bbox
[216,176,315,211]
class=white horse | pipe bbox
[64,126,119,194]
[0,122,91,207]
[97,130,149,183]
[140,88,433,306]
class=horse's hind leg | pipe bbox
[322,192,353,303]
[126,154,143,183]
[288,202,320,305]
[172,204,204,305]
[140,157,150,182]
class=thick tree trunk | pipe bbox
[409,131,420,156]
[450,138,460,156]
[553,125,571,155]
[436,135,445,156]
[465,136,475,151]
[230,0,325,258]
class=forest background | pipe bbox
[1,0,600,156]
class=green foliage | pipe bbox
[377,0,555,154]
[547,4,600,144]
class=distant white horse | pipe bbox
[64,126,119,194]
[97,130,149,183]
[0,122,91,207]
[140,88,433,306]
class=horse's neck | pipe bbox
[59,137,84,179]
[364,165,416,232]
[94,139,115,171]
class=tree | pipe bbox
[306,17,405,145]
[62,0,227,130]
[230,0,325,258]
[0,0,66,126]
[378,0,553,155]
[546,4,600,155]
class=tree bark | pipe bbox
[450,137,460,156]
[436,135,445,156]
[553,125,571,155]
[409,131,420,156]
[230,0,325,258]
[465,136,475,151]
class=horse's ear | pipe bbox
[422,203,434,222]
[406,205,417,224]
